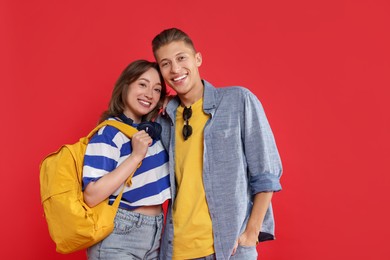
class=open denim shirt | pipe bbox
[157,80,282,259]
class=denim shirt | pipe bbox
[158,80,282,260]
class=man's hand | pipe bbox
[231,230,258,255]
[231,192,273,256]
[161,93,176,115]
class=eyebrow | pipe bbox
[139,78,161,86]
[159,52,189,63]
[138,77,150,82]
[158,58,169,64]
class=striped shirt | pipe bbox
[82,119,170,209]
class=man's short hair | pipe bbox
[152,28,196,56]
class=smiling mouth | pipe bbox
[139,100,152,107]
[173,74,187,82]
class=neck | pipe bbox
[119,113,140,125]
[179,80,204,107]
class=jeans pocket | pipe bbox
[233,244,258,259]
[113,218,136,235]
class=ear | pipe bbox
[195,52,202,67]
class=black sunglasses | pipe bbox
[182,106,192,140]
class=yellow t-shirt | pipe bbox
[172,98,215,259]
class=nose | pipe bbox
[144,87,153,99]
[171,61,181,73]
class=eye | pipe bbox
[160,61,169,68]
[139,82,147,88]
[178,56,185,61]
[154,88,162,93]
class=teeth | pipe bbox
[139,100,151,106]
[173,75,187,81]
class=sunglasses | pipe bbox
[182,106,192,140]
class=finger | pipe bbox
[138,135,153,146]
[133,131,151,141]
[134,130,147,136]
[231,240,238,256]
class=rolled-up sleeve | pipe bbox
[243,90,283,195]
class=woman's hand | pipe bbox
[130,130,153,161]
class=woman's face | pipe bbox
[123,68,162,123]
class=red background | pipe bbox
[1,0,389,259]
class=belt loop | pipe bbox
[136,214,142,228]
[157,214,163,228]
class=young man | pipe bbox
[152,28,283,260]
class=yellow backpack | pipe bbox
[39,120,138,254]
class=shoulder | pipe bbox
[89,120,130,147]
[216,86,257,106]
[205,80,253,98]
[218,86,251,95]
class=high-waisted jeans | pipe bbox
[87,208,164,260]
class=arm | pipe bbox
[242,192,273,244]
[233,90,282,254]
[232,192,273,255]
[83,130,152,207]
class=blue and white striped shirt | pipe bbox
[82,119,171,209]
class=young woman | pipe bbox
[82,60,170,259]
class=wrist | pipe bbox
[246,220,261,232]
[129,153,143,164]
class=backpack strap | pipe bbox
[86,120,140,201]
[87,120,138,139]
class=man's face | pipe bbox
[155,41,202,98]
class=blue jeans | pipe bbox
[191,245,257,260]
[230,245,258,259]
[87,208,164,260]
[192,254,216,260]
